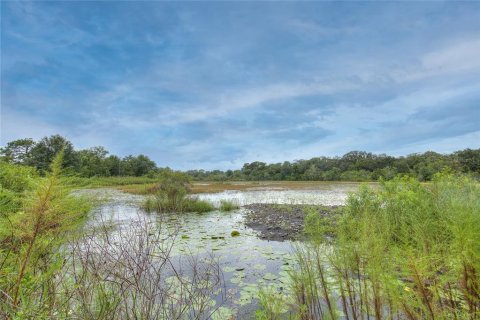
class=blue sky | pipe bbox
[1,2,479,170]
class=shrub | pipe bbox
[0,150,91,317]
[142,170,215,213]
[0,161,37,193]
[295,173,480,319]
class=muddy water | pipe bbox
[78,183,360,318]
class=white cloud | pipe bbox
[422,38,480,73]
[392,38,480,83]
[157,80,359,125]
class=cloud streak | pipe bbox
[1,1,479,169]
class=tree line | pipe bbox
[0,135,156,177]
[189,149,480,181]
[1,135,479,181]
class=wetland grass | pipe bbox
[219,199,240,212]
[289,173,480,319]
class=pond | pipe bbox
[78,182,362,318]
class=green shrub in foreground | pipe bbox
[295,172,480,319]
[0,151,92,318]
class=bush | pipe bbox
[0,161,37,193]
[142,170,215,213]
[0,151,92,317]
[296,173,480,319]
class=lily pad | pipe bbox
[253,264,267,270]
[262,272,277,281]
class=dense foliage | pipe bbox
[0,152,91,317]
[0,156,224,319]
[1,135,157,177]
[2,135,479,181]
[190,150,480,182]
[288,173,480,319]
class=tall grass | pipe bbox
[65,214,225,319]
[143,170,215,213]
[143,194,215,213]
[292,173,480,319]
[219,199,240,212]
[62,175,157,188]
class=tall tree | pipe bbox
[27,135,77,173]
[0,138,35,164]
[76,146,109,177]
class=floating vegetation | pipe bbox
[254,264,267,271]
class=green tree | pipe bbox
[0,138,35,164]
[104,155,121,176]
[76,146,109,177]
[27,135,77,173]
[454,148,480,173]
[120,154,156,176]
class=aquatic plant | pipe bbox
[255,285,291,319]
[220,199,240,211]
[142,170,216,213]
[183,197,215,213]
[65,214,226,319]
[294,173,480,319]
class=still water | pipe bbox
[77,183,361,318]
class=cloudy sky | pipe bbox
[1,2,479,170]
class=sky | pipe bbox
[1,1,480,170]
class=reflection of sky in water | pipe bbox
[196,188,353,206]
[78,185,358,317]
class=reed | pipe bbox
[293,173,480,319]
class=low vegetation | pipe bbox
[220,199,240,211]
[288,172,480,319]
[2,137,479,318]
[0,151,91,318]
[142,170,215,213]
[0,153,225,319]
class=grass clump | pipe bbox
[142,170,214,213]
[294,172,480,319]
[219,199,240,212]
[143,194,214,213]
[182,197,215,213]
[255,286,290,319]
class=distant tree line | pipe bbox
[1,135,479,181]
[0,135,157,177]
[187,149,480,182]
